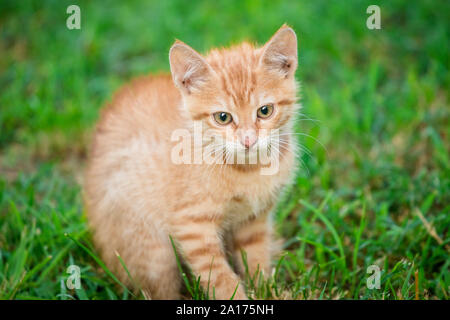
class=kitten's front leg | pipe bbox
[232,210,275,281]
[171,215,247,300]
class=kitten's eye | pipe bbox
[257,104,274,119]
[213,112,233,125]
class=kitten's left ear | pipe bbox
[169,40,213,95]
[260,25,298,78]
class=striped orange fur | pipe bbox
[84,25,300,299]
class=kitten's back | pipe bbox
[92,74,183,153]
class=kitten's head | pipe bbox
[169,25,299,165]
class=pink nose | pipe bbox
[242,135,257,149]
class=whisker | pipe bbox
[278,132,327,153]
[278,139,314,158]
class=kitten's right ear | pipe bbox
[169,40,212,95]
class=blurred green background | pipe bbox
[0,0,448,299]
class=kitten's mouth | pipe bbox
[227,145,274,166]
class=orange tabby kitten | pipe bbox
[84,25,299,300]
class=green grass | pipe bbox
[0,0,449,300]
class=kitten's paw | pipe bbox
[231,290,248,300]
[214,282,248,300]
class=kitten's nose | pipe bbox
[240,130,257,149]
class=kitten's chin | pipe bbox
[226,147,274,167]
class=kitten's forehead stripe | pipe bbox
[207,42,259,108]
